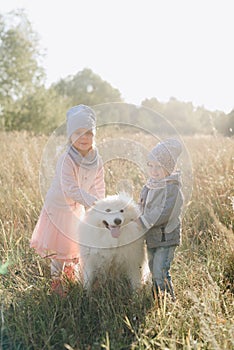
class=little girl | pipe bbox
[30,104,105,295]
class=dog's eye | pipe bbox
[105,209,111,212]
[120,209,124,213]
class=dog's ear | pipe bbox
[116,179,133,198]
[117,191,133,202]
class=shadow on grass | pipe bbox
[1,276,153,350]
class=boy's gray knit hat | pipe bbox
[148,138,182,174]
[66,104,96,139]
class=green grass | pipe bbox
[0,132,234,349]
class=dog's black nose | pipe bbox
[114,218,122,226]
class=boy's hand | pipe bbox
[134,217,143,227]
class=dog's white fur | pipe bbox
[77,193,148,290]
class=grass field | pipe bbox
[0,131,233,349]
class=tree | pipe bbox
[226,110,234,136]
[9,86,69,133]
[0,9,45,129]
[53,68,122,106]
[215,109,234,136]
[142,97,199,135]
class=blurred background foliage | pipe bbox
[0,9,233,136]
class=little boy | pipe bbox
[138,138,184,302]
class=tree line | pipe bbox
[0,10,233,136]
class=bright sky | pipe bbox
[1,0,234,113]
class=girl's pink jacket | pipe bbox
[30,152,105,261]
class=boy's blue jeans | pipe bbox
[147,245,177,300]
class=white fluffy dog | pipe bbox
[77,193,148,290]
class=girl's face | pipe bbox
[147,161,169,181]
[70,128,94,156]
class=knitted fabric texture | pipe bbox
[66,104,96,139]
[148,138,182,174]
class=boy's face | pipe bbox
[70,128,94,155]
[147,161,169,181]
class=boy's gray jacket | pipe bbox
[139,172,184,248]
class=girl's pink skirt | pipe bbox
[30,205,84,261]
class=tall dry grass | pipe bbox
[0,131,233,349]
